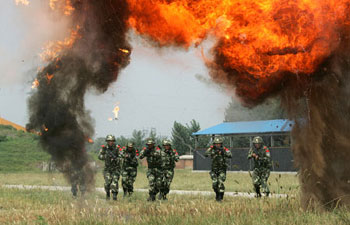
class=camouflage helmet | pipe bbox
[127,142,134,148]
[213,137,224,144]
[162,139,172,146]
[146,138,155,145]
[105,134,116,142]
[252,136,264,144]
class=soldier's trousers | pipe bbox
[146,168,163,196]
[70,170,86,196]
[122,168,137,193]
[71,181,86,196]
[103,170,120,193]
[161,169,175,195]
[210,169,227,193]
[251,168,270,193]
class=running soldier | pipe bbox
[121,142,139,197]
[205,137,232,201]
[98,135,122,200]
[248,136,272,197]
[160,139,179,200]
[139,138,164,201]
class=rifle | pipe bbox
[106,148,118,161]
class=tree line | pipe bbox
[87,119,210,156]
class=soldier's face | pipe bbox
[215,143,222,148]
[254,143,262,149]
[164,145,171,150]
[107,141,114,146]
[147,144,154,149]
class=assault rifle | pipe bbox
[106,148,118,161]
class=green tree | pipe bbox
[116,136,129,148]
[171,119,205,155]
[130,129,145,150]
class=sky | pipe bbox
[0,0,232,138]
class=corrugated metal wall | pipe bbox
[193,147,296,172]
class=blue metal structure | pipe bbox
[192,119,293,136]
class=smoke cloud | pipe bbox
[27,0,131,190]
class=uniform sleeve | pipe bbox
[204,147,212,157]
[173,149,180,162]
[98,147,106,160]
[139,148,147,159]
[247,148,254,160]
[224,147,232,158]
[262,146,272,167]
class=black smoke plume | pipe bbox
[27,0,131,190]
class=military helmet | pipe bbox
[213,137,224,144]
[105,134,116,142]
[146,138,155,145]
[252,136,264,144]
[127,142,134,148]
[162,139,172,146]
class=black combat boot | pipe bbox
[215,191,220,201]
[221,192,224,201]
[112,192,118,201]
[255,186,261,198]
[147,194,156,201]
[128,191,133,197]
[71,186,77,198]
[106,190,111,200]
[265,192,270,197]
[123,188,128,198]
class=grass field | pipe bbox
[0,125,49,172]
[1,187,350,225]
[0,168,299,195]
[1,126,349,224]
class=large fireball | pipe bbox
[128,0,349,78]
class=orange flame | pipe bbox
[40,25,81,61]
[15,0,30,5]
[87,138,94,143]
[49,0,58,10]
[46,73,54,84]
[32,79,39,89]
[127,0,350,77]
[49,0,74,15]
[113,104,120,120]
[119,48,130,54]
[42,124,49,132]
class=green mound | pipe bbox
[0,125,50,172]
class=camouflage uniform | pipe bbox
[121,142,139,197]
[248,136,272,197]
[160,140,179,200]
[205,137,232,201]
[139,138,164,201]
[98,135,122,200]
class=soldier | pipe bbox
[160,139,179,200]
[121,142,139,197]
[139,138,164,201]
[98,134,122,200]
[248,136,272,197]
[70,168,86,198]
[205,137,232,201]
